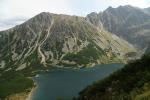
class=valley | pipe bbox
[0,5,150,100]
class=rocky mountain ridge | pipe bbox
[0,12,136,72]
[87,5,150,50]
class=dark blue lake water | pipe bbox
[32,64,124,100]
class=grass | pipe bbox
[135,90,150,100]
[0,71,34,99]
[62,43,105,65]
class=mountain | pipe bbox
[145,43,150,54]
[87,5,150,49]
[0,12,135,71]
[77,54,150,100]
[143,7,150,15]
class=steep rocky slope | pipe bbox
[143,7,150,15]
[87,5,150,49]
[0,12,135,71]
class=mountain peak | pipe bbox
[119,5,133,8]
[105,5,140,12]
[28,12,52,22]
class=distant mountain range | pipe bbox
[87,5,150,50]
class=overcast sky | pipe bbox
[0,0,150,31]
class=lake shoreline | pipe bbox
[27,81,37,100]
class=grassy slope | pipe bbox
[0,71,34,99]
[77,54,150,100]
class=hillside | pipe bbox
[0,12,135,71]
[77,54,150,100]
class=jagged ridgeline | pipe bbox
[87,5,150,49]
[0,12,136,72]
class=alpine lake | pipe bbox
[32,63,124,100]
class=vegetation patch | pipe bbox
[0,71,34,99]
[62,43,104,65]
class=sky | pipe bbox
[0,0,150,31]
